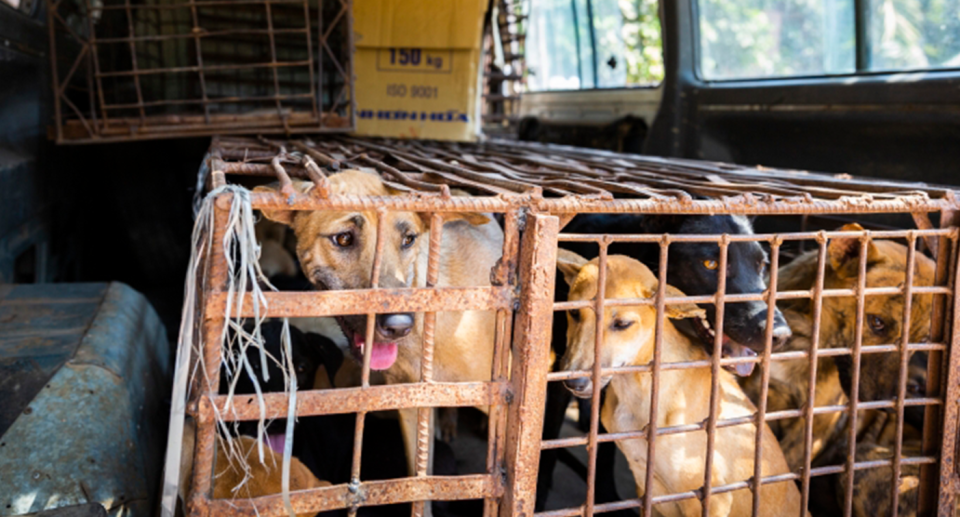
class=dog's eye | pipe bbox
[401,234,417,250]
[296,364,306,374]
[867,314,887,334]
[611,319,634,331]
[907,381,923,396]
[332,232,354,248]
[702,259,718,270]
[569,310,581,322]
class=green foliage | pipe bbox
[620,0,664,84]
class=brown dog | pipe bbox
[557,251,802,517]
[179,422,326,516]
[214,435,328,516]
[256,170,503,480]
[743,223,936,471]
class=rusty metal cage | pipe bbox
[181,135,960,516]
[46,0,354,143]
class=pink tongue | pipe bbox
[266,433,286,455]
[353,334,399,371]
[732,344,758,377]
[370,342,399,370]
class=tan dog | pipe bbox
[256,170,503,480]
[743,223,936,472]
[556,251,802,517]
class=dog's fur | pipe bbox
[834,410,922,517]
[556,251,802,517]
[256,170,504,481]
[743,223,936,471]
[212,435,328,515]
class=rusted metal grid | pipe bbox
[46,0,353,144]
[190,135,960,517]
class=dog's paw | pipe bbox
[438,407,458,443]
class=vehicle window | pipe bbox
[526,0,663,91]
[697,0,856,80]
[868,0,960,72]
[697,0,959,80]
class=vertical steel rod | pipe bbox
[584,238,609,517]
[642,237,670,517]
[187,197,229,517]
[187,0,211,123]
[937,232,960,514]
[701,236,729,516]
[890,232,917,516]
[486,210,520,517]
[921,211,957,514]
[262,0,285,121]
[85,0,111,130]
[751,236,782,516]
[122,0,147,123]
[843,233,872,517]
[800,234,829,515]
[348,208,387,513]
[301,0,318,120]
[412,212,443,517]
[47,0,64,142]
[502,213,559,517]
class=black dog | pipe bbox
[537,214,792,512]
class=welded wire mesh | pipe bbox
[47,0,353,143]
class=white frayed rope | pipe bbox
[161,185,297,517]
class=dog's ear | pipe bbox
[662,284,706,320]
[828,223,884,278]
[557,249,589,286]
[253,182,313,227]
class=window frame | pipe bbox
[690,0,960,84]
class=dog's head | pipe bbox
[555,250,705,399]
[820,224,936,406]
[642,215,791,376]
[256,170,489,371]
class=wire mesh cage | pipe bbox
[46,0,354,143]
[176,135,960,517]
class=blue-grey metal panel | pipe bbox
[0,283,171,517]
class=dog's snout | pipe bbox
[563,377,590,395]
[771,324,791,349]
[376,313,414,339]
[770,310,792,350]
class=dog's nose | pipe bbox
[563,377,590,394]
[376,313,414,339]
[772,323,792,350]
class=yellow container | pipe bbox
[352,0,488,141]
